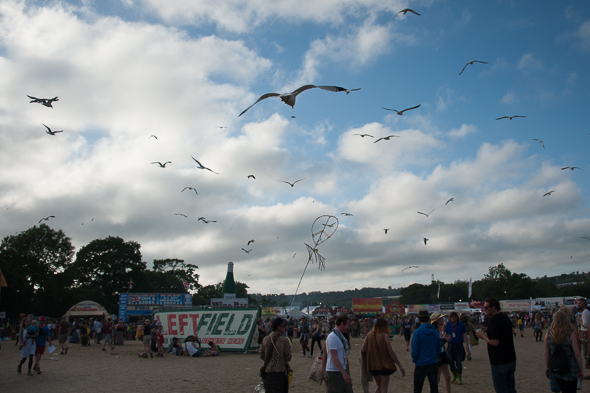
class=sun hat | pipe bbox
[430,312,444,323]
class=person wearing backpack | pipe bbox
[544,311,585,393]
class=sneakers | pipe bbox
[307,354,312,358]
[300,354,306,357]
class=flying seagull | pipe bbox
[445,198,454,205]
[279,179,305,187]
[381,104,421,115]
[384,229,389,234]
[581,237,590,241]
[341,213,353,216]
[423,237,429,245]
[238,85,361,117]
[353,134,374,138]
[531,139,545,148]
[395,8,421,18]
[247,239,255,245]
[417,209,435,218]
[402,265,419,271]
[152,161,171,168]
[496,115,526,121]
[149,135,158,139]
[175,213,188,218]
[561,166,583,171]
[543,191,554,197]
[374,135,400,143]
[42,124,63,135]
[38,215,55,223]
[459,60,488,75]
[181,187,198,195]
[247,175,256,179]
[28,95,59,108]
[198,217,217,223]
[241,248,252,254]
[191,156,218,174]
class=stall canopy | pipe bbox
[65,300,109,320]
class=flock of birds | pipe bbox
[23,6,588,278]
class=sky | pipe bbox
[0,0,589,297]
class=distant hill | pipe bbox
[250,287,402,308]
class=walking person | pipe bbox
[155,321,164,357]
[300,316,311,357]
[140,319,153,358]
[57,315,71,355]
[259,317,292,393]
[411,310,441,393]
[361,317,405,393]
[401,316,414,352]
[33,316,53,374]
[544,310,585,393]
[102,317,114,351]
[431,312,451,393]
[324,314,353,393]
[18,318,38,376]
[310,318,323,357]
[443,312,470,385]
[534,314,543,342]
[476,298,517,393]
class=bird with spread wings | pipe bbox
[239,85,360,117]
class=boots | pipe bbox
[457,373,463,385]
[451,371,458,383]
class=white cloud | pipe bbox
[131,0,407,33]
[574,20,590,51]
[501,89,516,104]
[448,124,478,138]
[516,53,544,73]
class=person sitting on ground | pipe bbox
[167,337,183,355]
[204,341,220,356]
[184,337,204,357]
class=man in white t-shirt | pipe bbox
[577,297,590,378]
[324,314,353,393]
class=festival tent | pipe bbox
[65,300,109,320]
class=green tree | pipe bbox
[0,224,75,317]
[71,236,145,313]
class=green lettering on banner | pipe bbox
[237,313,253,335]
[197,313,212,334]
[207,314,218,334]
[212,312,230,335]
[224,313,236,335]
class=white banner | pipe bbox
[500,300,530,311]
[154,308,260,351]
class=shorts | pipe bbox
[404,333,411,341]
[35,345,46,355]
[519,325,524,331]
[103,334,111,341]
[143,335,151,344]
[156,335,164,345]
[58,334,69,344]
[370,368,396,376]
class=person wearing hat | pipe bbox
[260,317,291,393]
[34,316,52,374]
[411,309,441,393]
[430,312,451,393]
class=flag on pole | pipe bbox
[468,277,472,298]
[129,279,133,290]
[183,281,189,290]
[437,281,441,299]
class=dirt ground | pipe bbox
[1,330,588,393]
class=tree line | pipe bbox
[1,224,588,317]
